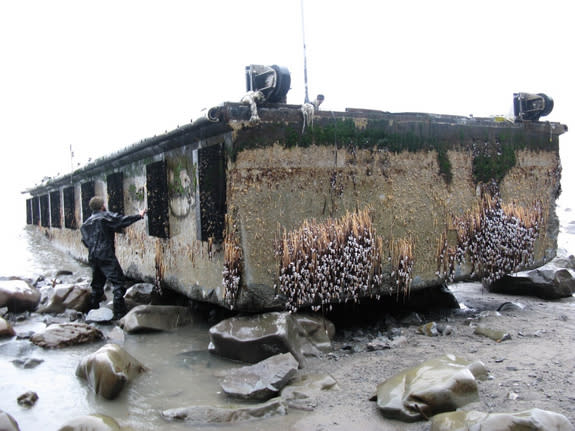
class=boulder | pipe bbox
[292,313,335,353]
[208,312,333,366]
[124,283,154,309]
[0,316,15,338]
[0,409,20,431]
[374,354,488,422]
[85,307,114,323]
[30,322,104,348]
[489,268,575,299]
[280,373,339,411]
[17,391,38,407]
[0,279,41,312]
[119,305,192,333]
[161,397,286,425]
[430,408,574,431]
[38,284,91,314]
[219,352,298,401]
[75,343,148,400]
[57,414,123,431]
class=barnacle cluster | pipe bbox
[274,209,385,313]
[222,213,242,308]
[390,238,415,299]
[437,193,544,286]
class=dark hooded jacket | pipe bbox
[80,211,143,261]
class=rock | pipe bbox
[366,336,392,351]
[30,322,104,348]
[106,326,125,345]
[208,311,328,366]
[75,343,148,400]
[280,373,339,411]
[17,391,38,407]
[38,284,91,314]
[220,352,298,401]
[57,414,123,431]
[430,408,574,431]
[124,283,155,309]
[474,325,511,342]
[0,316,15,338]
[374,354,488,422]
[292,313,335,352]
[0,409,20,431]
[119,305,192,333]
[85,307,114,323]
[418,321,440,336]
[161,397,286,425]
[489,268,575,299]
[11,357,44,369]
[0,279,41,312]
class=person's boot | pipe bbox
[88,291,105,311]
[112,288,127,320]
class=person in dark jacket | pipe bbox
[81,196,147,319]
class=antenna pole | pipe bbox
[301,0,310,104]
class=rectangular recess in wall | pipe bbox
[81,181,95,222]
[146,160,169,238]
[26,198,33,225]
[198,143,226,242]
[40,194,50,227]
[50,190,61,228]
[32,197,40,225]
[107,172,124,214]
[63,186,77,229]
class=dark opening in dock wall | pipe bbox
[146,160,170,239]
[107,172,124,214]
[32,197,40,226]
[63,186,77,229]
[81,181,95,222]
[40,195,50,227]
[198,143,226,242]
[50,191,61,228]
[26,198,33,225]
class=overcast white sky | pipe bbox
[1,0,573,221]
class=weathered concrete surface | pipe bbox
[25,104,567,312]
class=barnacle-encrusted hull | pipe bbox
[25,103,567,311]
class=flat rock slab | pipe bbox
[30,322,103,348]
[76,343,147,400]
[220,352,298,400]
[375,354,488,422]
[430,408,575,431]
[119,305,192,333]
[161,397,286,425]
